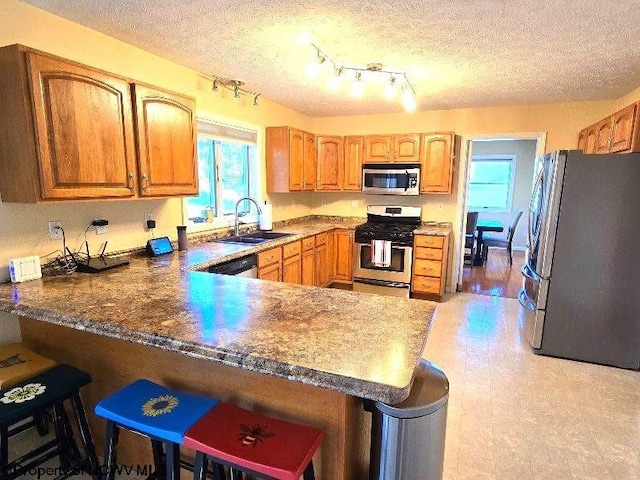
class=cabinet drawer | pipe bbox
[302,236,315,252]
[413,276,442,294]
[414,259,443,278]
[258,247,282,267]
[415,235,445,249]
[282,240,302,258]
[415,247,443,261]
[315,232,328,246]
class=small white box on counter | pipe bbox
[9,256,42,283]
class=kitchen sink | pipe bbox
[215,231,293,244]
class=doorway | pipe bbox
[450,133,547,298]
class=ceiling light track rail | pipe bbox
[210,76,261,106]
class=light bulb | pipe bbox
[328,66,343,90]
[351,71,363,97]
[402,88,417,112]
[305,51,326,79]
[385,76,397,100]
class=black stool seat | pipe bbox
[0,364,99,480]
[0,365,90,425]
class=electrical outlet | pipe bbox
[351,200,359,209]
[144,212,153,230]
[437,203,444,211]
[321,200,327,207]
[48,221,62,240]
[95,223,107,235]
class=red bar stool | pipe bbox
[184,402,323,480]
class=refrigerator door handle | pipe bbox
[528,169,545,251]
[521,263,544,282]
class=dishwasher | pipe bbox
[208,254,258,278]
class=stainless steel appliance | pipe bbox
[353,205,422,297]
[518,150,640,369]
[362,164,420,195]
[208,254,258,278]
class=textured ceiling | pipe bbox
[22,0,640,117]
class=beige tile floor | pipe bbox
[424,293,640,480]
[8,292,640,479]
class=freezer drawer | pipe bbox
[517,288,545,349]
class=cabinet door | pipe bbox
[258,262,281,282]
[289,129,304,191]
[393,134,421,162]
[316,136,343,190]
[420,133,454,194]
[301,249,316,286]
[133,85,198,196]
[303,132,316,191]
[282,254,302,284]
[334,230,354,282]
[594,117,613,153]
[585,125,597,154]
[610,104,637,153]
[577,128,588,152]
[365,136,392,163]
[315,243,327,287]
[343,136,364,191]
[27,53,137,199]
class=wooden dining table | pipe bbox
[474,220,504,266]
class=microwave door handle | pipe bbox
[405,171,410,191]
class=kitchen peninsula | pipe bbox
[0,221,437,480]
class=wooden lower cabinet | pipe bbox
[302,248,316,286]
[258,247,282,281]
[411,234,449,301]
[315,243,329,287]
[334,230,354,283]
[282,240,302,285]
[258,262,281,282]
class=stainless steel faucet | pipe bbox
[234,197,263,236]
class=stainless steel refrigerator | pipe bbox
[518,150,640,369]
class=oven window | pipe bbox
[364,172,412,189]
[359,245,406,272]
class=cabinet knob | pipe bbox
[142,173,149,191]
[127,172,135,190]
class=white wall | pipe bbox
[470,139,537,249]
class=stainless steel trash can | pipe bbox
[369,359,449,480]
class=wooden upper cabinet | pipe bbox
[289,129,305,191]
[316,136,343,190]
[610,103,637,153]
[577,128,588,152]
[420,133,454,194]
[393,134,421,162]
[585,126,597,154]
[303,132,316,191]
[343,136,364,191]
[266,126,315,193]
[27,52,137,200]
[365,136,392,163]
[132,84,197,197]
[594,118,614,154]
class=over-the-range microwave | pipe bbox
[361,164,420,195]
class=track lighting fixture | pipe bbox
[207,76,260,107]
[304,39,419,112]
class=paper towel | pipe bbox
[259,203,273,231]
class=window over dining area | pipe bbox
[467,155,515,212]
[184,119,258,226]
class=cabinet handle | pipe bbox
[142,173,149,191]
[127,172,135,190]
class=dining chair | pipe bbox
[464,212,479,266]
[481,211,523,266]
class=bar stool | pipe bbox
[94,379,219,480]
[184,402,323,480]
[0,363,100,480]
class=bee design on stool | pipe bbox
[237,424,275,447]
[0,354,26,369]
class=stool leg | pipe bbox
[34,411,49,437]
[193,452,207,480]
[1,425,8,480]
[70,394,100,480]
[103,421,119,480]
[164,442,180,480]
[212,462,226,480]
[230,468,243,480]
[52,404,71,470]
[302,461,315,480]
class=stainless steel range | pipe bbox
[353,205,422,297]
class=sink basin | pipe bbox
[215,231,293,245]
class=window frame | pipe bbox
[182,115,262,233]
[467,154,517,213]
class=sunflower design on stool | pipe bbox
[142,394,179,417]
[1,382,46,404]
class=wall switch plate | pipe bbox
[48,221,62,240]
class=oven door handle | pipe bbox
[353,278,410,289]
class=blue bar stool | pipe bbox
[0,363,100,480]
[94,379,219,480]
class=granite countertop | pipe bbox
[0,218,438,403]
